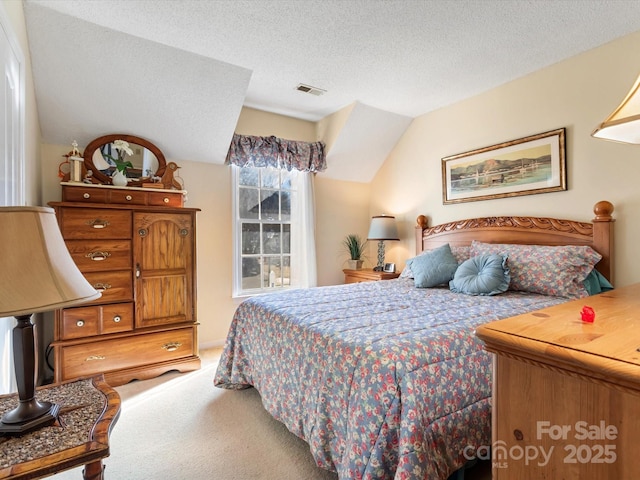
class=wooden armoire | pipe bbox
[49,183,200,386]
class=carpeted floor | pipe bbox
[51,349,491,479]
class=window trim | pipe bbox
[0,3,25,206]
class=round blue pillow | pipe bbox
[449,254,510,296]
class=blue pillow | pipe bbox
[450,254,510,296]
[583,269,614,295]
[411,244,459,288]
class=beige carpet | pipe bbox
[51,350,490,480]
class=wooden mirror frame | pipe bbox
[83,134,167,186]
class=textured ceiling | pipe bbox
[22,0,640,180]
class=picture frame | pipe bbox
[383,262,396,273]
[442,128,566,205]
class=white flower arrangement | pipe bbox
[105,139,134,174]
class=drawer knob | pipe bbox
[92,282,111,292]
[162,342,182,352]
[113,315,121,323]
[83,193,90,199]
[126,195,132,201]
[76,320,85,327]
[163,197,169,203]
[86,251,111,261]
[86,355,106,361]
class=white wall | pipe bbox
[371,30,640,289]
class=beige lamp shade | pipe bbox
[367,215,400,240]
[0,206,100,317]
[592,73,640,144]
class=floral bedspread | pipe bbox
[214,278,566,479]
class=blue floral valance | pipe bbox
[225,134,326,173]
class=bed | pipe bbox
[214,200,615,479]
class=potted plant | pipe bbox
[343,234,367,270]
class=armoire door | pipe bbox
[134,212,195,328]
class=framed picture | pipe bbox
[383,262,396,273]
[442,128,566,204]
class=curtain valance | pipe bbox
[225,134,326,173]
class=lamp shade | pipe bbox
[0,206,101,317]
[592,73,640,144]
[367,215,399,241]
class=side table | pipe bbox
[0,376,120,480]
[343,268,401,283]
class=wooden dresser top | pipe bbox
[476,283,640,391]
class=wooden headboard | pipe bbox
[415,201,615,282]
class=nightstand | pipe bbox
[0,375,120,480]
[475,283,640,479]
[343,268,400,284]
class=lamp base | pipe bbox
[376,240,386,271]
[0,399,60,435]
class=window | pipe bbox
[232,165,297,296]
[0,12,23,206]
[0,4,25,394]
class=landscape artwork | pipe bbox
[442,128,566,204]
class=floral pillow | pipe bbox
[451,245,471,265]
[470,241,602,299]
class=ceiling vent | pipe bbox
[295,83,326,96]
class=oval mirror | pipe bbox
[83,134,167,186]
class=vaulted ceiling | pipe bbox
[23,0,640,182]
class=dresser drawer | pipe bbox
[148,191,184,207]
[65,239,132,272]
[101,303,135,335]
[60,302,133,340]
[83,270,133,303]
[59,208,132,239]
[109,189,148,205]
[59,184,184,207]
[62,186,110,203]
[60,306,100,339]
[59,327,196,381]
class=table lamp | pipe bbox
[592,72,640,144]
[367,215,399,271]
[0,206,100,435]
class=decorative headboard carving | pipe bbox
[415,201,615,282]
